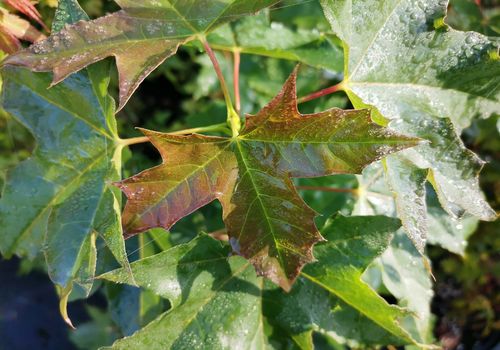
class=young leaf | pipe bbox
[4,0,280,110]
[269,215,416,346]
[115,69,419,291]
[320,0,499,251]
[0,0,131,323]
[0,7,46,43]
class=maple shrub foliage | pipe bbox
[0,0,498,348]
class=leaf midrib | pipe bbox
[300,272,414,343]
[234,140,286,272]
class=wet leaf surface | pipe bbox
[101,216,418,348]
[0,0,130,322]
[320,0,499,252]
[4,0,280,110]
[116,69,418,290]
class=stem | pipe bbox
[117,123,231,147]
[298,82,344,104]
[200,37,241,137]
[118,136,150,147]
[208,229,229,242]
[233,49,241,114]
[297,186,358,194]
[168,123,231,136]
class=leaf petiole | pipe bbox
[200,36,241,137]
[117,123,232,147]
[297,82,345,104]
[233,49,241,114]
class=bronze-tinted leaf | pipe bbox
[116,69,420,290]
[4,0,280,110]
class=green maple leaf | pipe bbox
[268,215,417,347]
[115,68,418,291]
[320,0,499,252]
[4,0,280,110]
[101,215,418,348]
[0,0,131,325]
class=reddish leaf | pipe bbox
[0,8,46,43]
[0,24,20,53]
[5,0,48,31]
[115,69,420,291]
[3,0,279,110]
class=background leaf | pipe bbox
[320,0,499,251]
[0,0,130,324]
[5,0,281,109]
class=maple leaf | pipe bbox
[100,216,419,348]
[0,0,132,326]
[115,68,419,290]
[320,0,499,253]
[3,0,280,110]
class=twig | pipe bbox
[297,186,358,194]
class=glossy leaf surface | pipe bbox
[320,0,499,251]
[0,0,130,315]
[101,235,268,349]
[116,69,418,290]
[354,161,479,255]
[270,215,416,346]
[4,0,280,110]
[101,217,417,348]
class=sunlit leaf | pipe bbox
[101,217,418,348]
[116,68,419,291]
[320,0,499,251]
[4,0,281,110]
[268,215,417,347]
